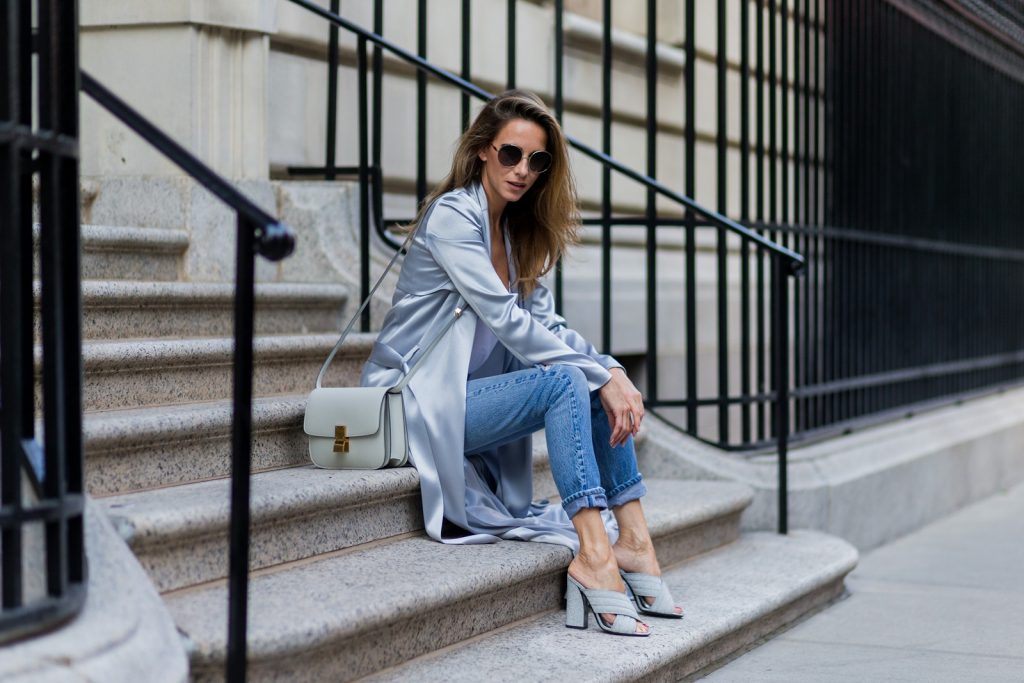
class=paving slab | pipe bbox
[702,481,1024,682]
[700,640,1024,683]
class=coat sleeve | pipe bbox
[425,195,612,391]
[523,279,624,373]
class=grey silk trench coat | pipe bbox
[360,181,624,551]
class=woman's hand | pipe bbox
[598,368,645,448]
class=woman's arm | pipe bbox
[525,279,643,445]
[523,279,622,371]
[425,195,612,391]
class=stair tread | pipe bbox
[69,332,374,367]
[78,224,190,251]
[363,530,858,683]
[98,437,560,546]
[101,465,420,546]
[83,394,309,448]
[74,280,350,305]
[165,479,754,664]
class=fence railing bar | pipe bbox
[643,0,658,401]
[325,0,339,181]
[792,350,1024,398]
[600,0,612,354]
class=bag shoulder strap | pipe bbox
[315,226,466,390]
[315,228,415,389]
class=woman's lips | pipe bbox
[508,180,527,191]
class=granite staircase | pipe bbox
[61,221,857,681]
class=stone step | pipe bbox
[83,393,565,498]
[164,479,754,682]
[363,531,858,683]
[98,438,566,593]
[35,281,349,341]
[84,395,309,496]
[36,333,372,413]
[39,224,190,282]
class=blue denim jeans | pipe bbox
[464,365,647,519]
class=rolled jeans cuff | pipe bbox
[562,487,608,520]
[607,477,646,509]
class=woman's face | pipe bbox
[478,118,548,211]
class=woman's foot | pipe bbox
[568,550,650,635]
[612,532,684,616]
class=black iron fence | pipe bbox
[5,2,296,672]
[282,0,807,453]
[1,0,87,644]
[798,0,1024,439]
[282,0,1024,451]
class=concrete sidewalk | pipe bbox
[701,480,1024,682]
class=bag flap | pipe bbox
[304,386,392,438]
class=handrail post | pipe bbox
[358,36,371,332]
[772,255,791,534]
[227,216,257,682]
[325,0,340,181]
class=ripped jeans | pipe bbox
[464,365,646,519]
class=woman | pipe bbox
[361,90,681,635]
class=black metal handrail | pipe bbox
[79,74,295,682]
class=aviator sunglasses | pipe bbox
[491,143,553,173]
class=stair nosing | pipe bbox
[72,280,350,306]
[36,333,374,370]
[77,224,190,252]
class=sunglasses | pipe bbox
[491,143,553,174]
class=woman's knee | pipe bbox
[548,364,590,401]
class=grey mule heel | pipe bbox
[565,575,649,636]
[618,570,684,619]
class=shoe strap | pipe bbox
[621,571,677,613]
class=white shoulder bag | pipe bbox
[304,228,462,469]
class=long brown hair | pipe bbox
[409,89,580,298]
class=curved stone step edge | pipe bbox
[0,498,189,683]
[360,530,859,683]
[165,479,757,679]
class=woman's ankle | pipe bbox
[612,536,660,576]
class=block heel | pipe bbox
[565,576,588,629]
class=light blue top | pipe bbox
[468,316,500,375]
[360,181,622,550]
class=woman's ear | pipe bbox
[478,148,487,163]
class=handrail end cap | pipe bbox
[257,222,296,261]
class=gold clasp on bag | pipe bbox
[333,425,350,453]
